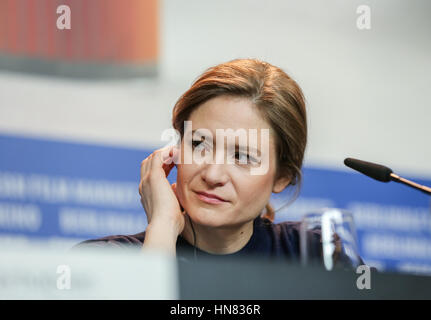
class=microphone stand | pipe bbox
[390,173,431,196]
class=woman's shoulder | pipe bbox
[272,219,302,230]
[255,217,321,258]
[264,218,320,237]
[71,231,146,251]
[259,217,305,237]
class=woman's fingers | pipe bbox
[138,146,185,235]
[171,182,177,202]
[139,145,179,199]
[171,182,185,213]
[160,145,180,165]
[161,146,174,164]
[139,155,152,195]
[154,146,179,178]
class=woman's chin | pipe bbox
[186,210,231,228]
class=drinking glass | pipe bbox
[299,208,361,271]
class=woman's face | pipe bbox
[175,95,290,228]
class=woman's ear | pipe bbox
[272,175,291,194]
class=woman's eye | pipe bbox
[191,140,210,150]
[235,152,247,161]
[235,152,257,165]
[191,140,201,148]
[191,141,258,165]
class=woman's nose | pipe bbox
[200,162,230,187]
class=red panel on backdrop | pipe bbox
[0,0,158,64]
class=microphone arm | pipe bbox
[390,173,431,196]
[344,157,431,196]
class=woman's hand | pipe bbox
[139,145,185,238]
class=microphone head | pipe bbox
[344,158,393,182]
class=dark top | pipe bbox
[73,216,363,269]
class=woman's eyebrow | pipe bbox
[191,129,212,137]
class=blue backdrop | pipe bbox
[1,133,430,274]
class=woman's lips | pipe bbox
[195,191,228,204]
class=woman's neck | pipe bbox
[180,216,255,255]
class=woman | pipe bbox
[75,58,359,268]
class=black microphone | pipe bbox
[344,158,392,182]
[344,157,431,196]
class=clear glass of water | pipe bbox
[299,208,361,271]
